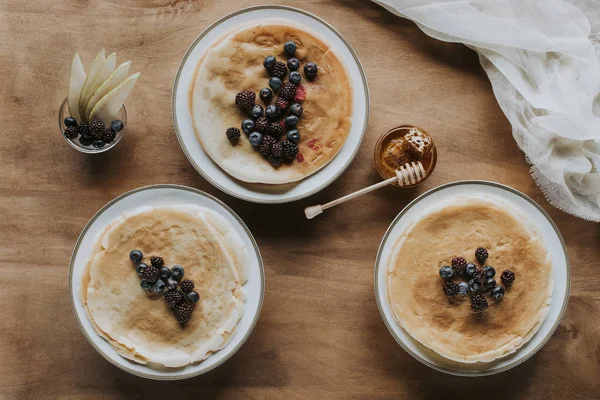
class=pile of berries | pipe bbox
[438,247,516,313]
[129,250,200,325]
[63,117,123,149]
[226,40,318,168]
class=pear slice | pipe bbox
[67,53,86,121]
[85,61,131,121]
[90,72,140,125]
[78,49,106,122]
[80,52,117,119]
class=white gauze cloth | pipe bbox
[373,0,600,221]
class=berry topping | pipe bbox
[443,281,459,298]
[64,117,78,127]
[136,263,147,276]
[259,135,277,156]
[457,281,469,296]
[129,250,143,263]
[451,256,468,274]
[249,104,264,119]
[289,71,301,85]
[235,90,255,109]
[159,266,171,280]
[255,117,268,133]
[140,280,152,290]
[470,294,488,312]
[282,140,298,160]
[263,55,276,72]
[142,265,160,283]
[279,82,297,100]
[267,122,284,138]
[290,103,303,117]
[483,265,496,278]
[226,127,241,143]
[284,41,297,56]
[269,77,282,92]
[241,119,255,134]
[90,119,105,139]
[272,142,283,159]
[150,256,164,268]
[165,278,178,290]
[171,265,185,281]
[79,123,92,138]
[176,302,193,325]
[267,153,282,168]
[439,266,453,279]
[102,129,116,144]
[92,140,105,149]
[501,270,516,285]
[79,135,93,147]
[259,87,273,102]
[475,247,489,263]
[304,62,318,78]
[64,126,78,139]
[265,104,279,120]
[180,279,195,293]
[287,58,300,71]
[249,132,263,147]
[150,279,166,294]
[293,84,306,102]
[164,289,184,308]
[111,120,124,132]
[491,285,505,300]
[286,129,300,144]
[272,61,287,79]
[275,97,289,111]
[465,263,477,277]
[186,291,200,303]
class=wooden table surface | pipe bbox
[2,0,599,398]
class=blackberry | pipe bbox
[279,82,297,100]
[164,289,184,308]
[267,122,284,138]
[268,154,282,168]
[272,61,287,79]
[175,302,193,325]
[474,268,485,285]
[142,265,160,283]
[470,294,489,312]
[102,128,116,144]
[475,247,489,263]
[64,126,78,139]
[443,281,459,298]
[180,279,195,293]
[259,135,277,156]
[501,270,516,285]
[451,256,468,275]
[226,127,241,143]
[272,142,283,158]
[90,119,105,139]
[79,123,92,138]
[79,135,93,146]
[282,140,298,160]
[255,117,268,133]
[275,97,289,111]
[150,256,164,268]
[235,90,255,109]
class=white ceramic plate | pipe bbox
[172,5,369,203]
[375,181,570,376]
[69,185,264,380]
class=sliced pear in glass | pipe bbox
[85,61,131,121]
[90,72,140,125]
[80,52,116,119]
[67,53,86,121]
[78,49,105,122]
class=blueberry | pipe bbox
[491,285,505,300]
[241,119,255,134]
[150,279,166,293]
[92,140,105,149]
[110,120,123,132]
[465,263,477,277]
[265,104,278,120]
[304,62,318,78]
[186,291,200,303]
[259,87,273,102]
[285,115,299,128]
[129,250,143,263]
[159,266,171,280]
[284,41,297,56]
[140,280,152,290]
[287,58,300,71]
[171,265,184,280]
[286,129,300,144]
[439,266,453,279]
[269,77,282,92]
[289,71,301,85]
[483,265,496,278]
[249,104,264,119]
[457,281,469,296]
[249,132,263,147]
[64,117,78,127]
[290,103,303,117]
[483,277,497,291]
[166,278,178,290]
[263,55,276,71]
[136,263,148,276]
[468,278,482,293]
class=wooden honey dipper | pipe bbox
[304,161,427,219]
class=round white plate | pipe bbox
[172,5,369,203]
[375,181,570,376]
[69,185,264,380]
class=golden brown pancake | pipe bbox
[189,20,353,184]
[387,196,553,363]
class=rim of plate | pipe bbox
[374,180,571,377]
[171,4,370,204]
[68,184,265,380]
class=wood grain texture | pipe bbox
[1,0,599,399]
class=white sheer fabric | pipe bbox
[373,0,600,221]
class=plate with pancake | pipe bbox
[172,5,368,203]
[69,185,264,380]
[375,181,570,376]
